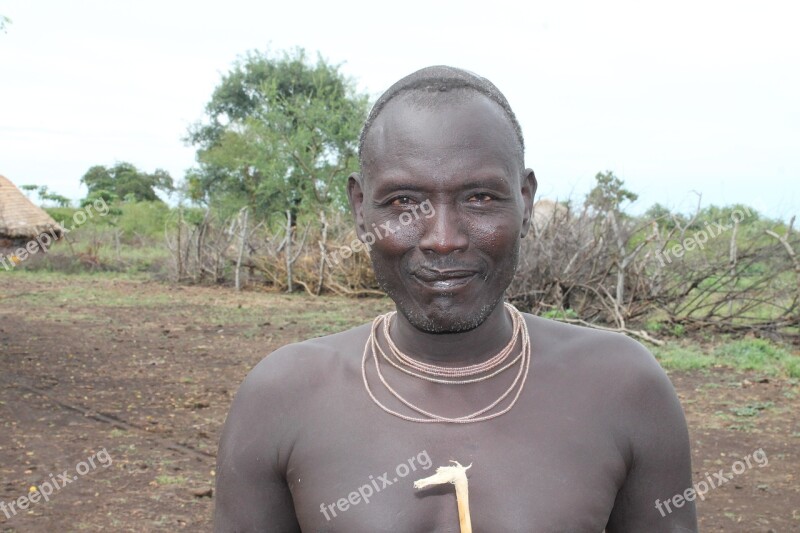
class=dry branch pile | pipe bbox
[166,201,799,340]
[509,202,799,339]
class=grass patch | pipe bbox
[714,338,800,378]
[653,344,715,371]
[0,269,147,282]
[155,475,186,485]
[4,279,174,308]
[654,337,799,378]
[730,401,774,417]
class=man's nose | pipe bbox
[418,204,469,255]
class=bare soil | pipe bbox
[0,274,798,532]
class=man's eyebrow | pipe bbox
[460,178,512,190]
[372,182,428,196]
[371,173,514,198]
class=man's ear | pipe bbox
[347,172,368,240]
[520,168,538,238]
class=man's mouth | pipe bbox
[411,269,478,291]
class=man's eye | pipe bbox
[390,196,414,206]
[468,193,494,203]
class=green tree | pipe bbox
[586,171,638,213]
[20,184,72,207]
[186,48,369,223]
[1,15,11,33]
[80,162,174,203]
[643,202,689,230]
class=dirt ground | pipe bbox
[1,274,798,532]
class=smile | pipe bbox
[411,271,477,292]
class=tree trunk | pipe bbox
[176,206,184,281]
[235,207,249,291]
[316,210,328,296]
[286,209,293,292]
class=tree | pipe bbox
[585,171,638,214]
[1,15,10,34]
[80,162,174,203]
[20,184,72,207]
[186,48,369,223]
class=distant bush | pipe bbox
[116,201,171,238]
[44,206,79,224]
[28,200,172,275]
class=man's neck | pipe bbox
[386,300,515,366]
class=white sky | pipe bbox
[1,0,798,218]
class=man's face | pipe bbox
[349,93,536,333]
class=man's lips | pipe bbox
[412,268,479,283]
[410,269,480,292]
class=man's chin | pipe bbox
[398,299,501,334]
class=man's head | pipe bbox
[348,66,537,334]
[358,66,526,174]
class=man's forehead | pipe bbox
[375,89,507,130]
[362,92,521,175]
[358,66,524,156]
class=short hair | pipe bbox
[358,66,525,171]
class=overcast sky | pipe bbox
[1,0,798,218]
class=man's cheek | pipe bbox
[480,221,520,251]
[376,223,424,252]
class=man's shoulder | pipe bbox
[524,313,668,386]
[525,314,684,454]
[242,321,373,388]
[227,322,374,429]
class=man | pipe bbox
[215,66,697,532]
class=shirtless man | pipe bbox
[214,66,697,532]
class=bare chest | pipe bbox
[285,395,625,532]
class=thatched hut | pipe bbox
[0,175,63,249]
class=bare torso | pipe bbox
[215,313,697,532]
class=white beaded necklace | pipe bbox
[361,302,531,424]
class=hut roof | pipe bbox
[0,175,63,239]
